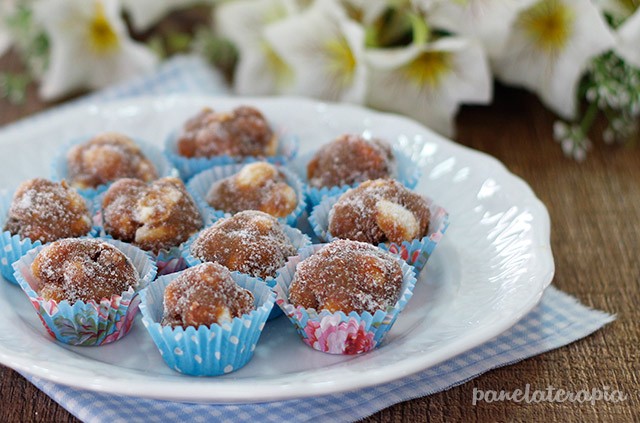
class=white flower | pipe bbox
[366,37,492,136]
[424,0,537,58]
[121,0,212,32]
[552,120,591,161]
[616,8,640,68]
[263,0,367,103]
[216,0,300,95]
[493,0,615,119]
[34,0,158,100]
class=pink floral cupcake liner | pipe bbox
[12,238,157,346]
[186,163,307,227]
[139,269,275,376]
[164,129,299,181]
[292,146,421,208]
[51,137,178,201]
[309,194,449,273]
[273,244,417,355]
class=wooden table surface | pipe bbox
[0,50,639,422]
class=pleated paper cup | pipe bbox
[0,189,98,285]
[91,187,208,277]
[273,244,417,355]
[182,222,311,320]
[187,163,306,227]
[293,145,421,208]
[309,194,449,273]
[139,269,275,376]
[164,129,298,181]
[52,137,178,200]
[12,238,157,346]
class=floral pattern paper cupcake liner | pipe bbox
[293,145,421,208]
[186,163,307,227]
[182,223,311,320]
[309,194,450,273]
[139,270,275,376]
[12,238,157,346]
[164,129,299,181]
[153,247,188,277]
[51,137,178,201]
[0,189,100,285]
[273,244,417,355]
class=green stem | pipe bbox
[580,100,599,135]
[408,13,430,45]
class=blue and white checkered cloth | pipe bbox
[29,286,613,423]
[4,56,614,422]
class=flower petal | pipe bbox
[264,0,367,103]
[426,0,537,58]
[493,0,615,119]
[366,37,492,137]
[215,0,299,95]
[34,0,158,100]
[617,8,640,68]
[121,0,211,32]
[216,0,299,49]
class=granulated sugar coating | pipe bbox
[162,262,254,328]
[3,178,92,243]
[206,162,297,218]
[66,132,158,189]
[289,239,403,314]
[177,106,276,158]
[306,134,394,188]
[102,177,202,252]
[31,238,138,303]
[191,210,296,280]
[328,179,430,244]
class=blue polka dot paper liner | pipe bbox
[91,187,209,278]
[292,145,421,208]
[51,136,178,201]
[182,222,311,320]
[139,269,275,376]
[273,244,417,355]
[12,238,157,346]
[309,194,450,273]
[164,128,299,181]
[186,163,307,227]
[0,189,100,285]
[0,189,42,284]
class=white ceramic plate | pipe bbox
[0,96,554,403]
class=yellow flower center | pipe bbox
[403,51,452,88]
[88,3,119,54]
[519,0,575,54]
[324,36,357,87]
[261,41,293,89]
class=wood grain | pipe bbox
[0,51,638,422]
